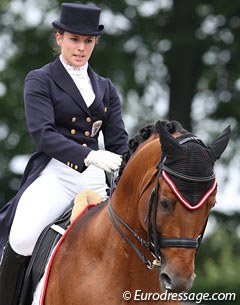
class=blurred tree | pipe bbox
[192,211,240,303]
[0,0,57,205]
[0,0,239,302]
[0,0,239,205]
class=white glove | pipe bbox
[84,150,122,173]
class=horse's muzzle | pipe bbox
[159,267,196,292]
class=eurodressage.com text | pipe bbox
[122,290,237,303]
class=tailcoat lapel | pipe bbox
[88,66,108,112]
[49,57,108,114]
[50,57,90,115]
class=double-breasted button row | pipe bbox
[67,162,78,171]
[71,117,92,123]
[70,117,91,136]
[70,129,90,137]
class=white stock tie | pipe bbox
[61,58,95,107]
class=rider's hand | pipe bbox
[84,150,122,173]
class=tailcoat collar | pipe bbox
[50,57,107,115]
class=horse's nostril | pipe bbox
[160,272,173,290]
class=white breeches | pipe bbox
[9,158,108,256]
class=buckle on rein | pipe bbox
[147,258,161,270]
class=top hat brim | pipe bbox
[52,20,104,36]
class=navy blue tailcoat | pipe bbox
[0,57,128,254]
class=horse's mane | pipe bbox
[118,120,188,180]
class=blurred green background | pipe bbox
[0,0,239,303]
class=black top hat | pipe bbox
[52,3,104,36]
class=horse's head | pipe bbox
[135,121,231,292]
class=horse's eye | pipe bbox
[160,198,170,210]
[212,201,216,208]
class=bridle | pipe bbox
[108,136,214,269]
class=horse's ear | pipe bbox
[156,121,183,157]
[207,125,231,161]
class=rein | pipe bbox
[108,171,158,269]
[108,136,213,269]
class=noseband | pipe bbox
[108,136,213,269]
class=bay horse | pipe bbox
[43,120,230,305]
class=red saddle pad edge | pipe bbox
[40,203,96,305]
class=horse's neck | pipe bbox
[85,185,145,256]
[106,139,161,236]
[79,139,161,276]
[90,200,160,288]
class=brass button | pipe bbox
[70,163,73,168]
[82,143,88,147]
[67,161,70,166]
[86,117,92,123]
[74,165,79,170]
[104,106,108,112]
[71,129,76,135]
[72,117,77,123]
[84,131,90,137]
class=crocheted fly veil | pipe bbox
[156,122,231,209]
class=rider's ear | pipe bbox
[207,125,231,161]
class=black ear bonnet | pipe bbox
[156,122,231,209]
